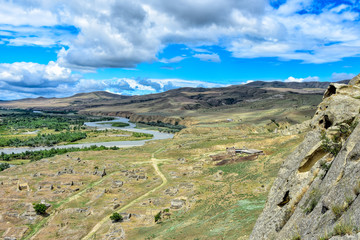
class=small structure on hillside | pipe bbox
[17,180,30,191]
[226,147,264,156]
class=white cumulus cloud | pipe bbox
[284,76,319,82]
[0,0,359,68]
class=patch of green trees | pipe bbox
[0,145,119,162]
[0,110,114,132]
[132,132,153,138]
[110,212,123,222]
[111,122,130,127]
[0,132,87,147]
[0,163,10,171]
[138,121,186,133]
[33,203,47,215]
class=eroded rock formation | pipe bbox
[250,74,360,240]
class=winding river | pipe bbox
[0,117,174,154]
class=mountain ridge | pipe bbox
[1,80,348,102]
[0,80,346,126]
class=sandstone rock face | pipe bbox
[250,76,360,240]
[349,73,360,85]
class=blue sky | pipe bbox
[0,0,359,100]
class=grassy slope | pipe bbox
[0,91,320,239]
[126,125,304,240]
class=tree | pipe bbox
[154,212,161,223]
[0,163,10,171]
[33,203,47,215]
[110,212,123,222]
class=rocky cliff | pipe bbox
[250,74,360,240]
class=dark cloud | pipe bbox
[151,0,266,27]
[137,78,162,91]
[0,61,227,100]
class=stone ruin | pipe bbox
[16,181,29,191]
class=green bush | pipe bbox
[291,233,301,240]
[0,145,117,162]
[318,232,331,240]
[0,131,87,147]
[320,132,342,156]
[154,212,162,223]
[331,205,345,220]
[333,222,353,236]
[33,203,47,215]
[132,132,153,138]
[111,122,130,128]
[320,161,331,172]
[110,212,123,222]
[303,189,321,214]
[0,163,10,171]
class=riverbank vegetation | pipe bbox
[0,110,153,147]
[109,122,130,127]
[0,132,87,147]
[0,110,114,133]
[136,121,186,133]
[0,145,120,162]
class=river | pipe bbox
[0,117,174,154]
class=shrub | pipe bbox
[333,222,353,236]
[303,189,320,214]
[154,212,162,223]
[33,203,47,215]
[320,161,331,172]
[318,232,331,240]
[0,163,10,172]
[110,212,123,222]
[345,195,354,207]
[291,233,301,240]
[331,205,345,220]
[320,132,342,156]
[331,196,353,221]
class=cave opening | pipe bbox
[324,85,336,98]
[278,191,291,207]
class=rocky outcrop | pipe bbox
[250,75,360,240]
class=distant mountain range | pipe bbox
[0,80,347,120]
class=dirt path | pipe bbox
[81,148,168,240]
[24,148,168,240]
[25,172,119,240]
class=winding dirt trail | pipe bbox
[25,148,168,240]
[26,171,119,240]
[81,148,168,240]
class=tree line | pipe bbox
[0,111,114,132]
[0,132,87,147]
[0,145,120,162]
[138,121,186,133]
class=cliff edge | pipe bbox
[250,74,360,240]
